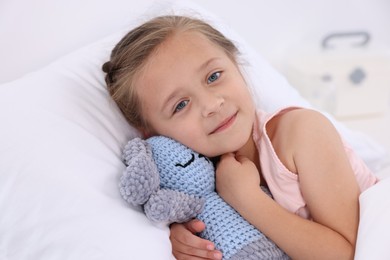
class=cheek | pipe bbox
[245,90,256,109]
[235,83,254,106]
[240,81,254,104]
[150,118,193,142]
[167,123,205,150]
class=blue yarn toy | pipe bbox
[120,136,289,260]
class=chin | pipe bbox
[236,129,254,150]
[224,137,251,155]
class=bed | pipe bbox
[1,0,389,259]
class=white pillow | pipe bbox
[0,32,173,260]
[0,1,387,259]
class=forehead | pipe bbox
[150,30,228,66]
[139,31,233,82]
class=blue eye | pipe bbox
[207,72,221,84]
[174,100,189,113]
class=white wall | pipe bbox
[0,0,389,83]
[0,0,155,83]
[196,0,390,71]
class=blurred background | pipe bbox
[198,0,390,71]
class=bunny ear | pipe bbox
[119,138,160,207]
[122,137,152,165]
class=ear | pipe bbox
[119,138,160,207]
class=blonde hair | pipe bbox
[102,15,240,130]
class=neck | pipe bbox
[236,133,259,167]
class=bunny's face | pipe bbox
[147,136,215,197]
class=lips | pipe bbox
[210,112,237,134]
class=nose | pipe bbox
[200,91,224,117]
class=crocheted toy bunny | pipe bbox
[120,136,289,260]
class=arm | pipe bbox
[216,109,360,260]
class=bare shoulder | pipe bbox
[266,108,339,172]
[268,108,335,138]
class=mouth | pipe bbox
[210,112,238,135]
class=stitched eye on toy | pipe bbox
[198,154,211,164]
[175,153,195,168]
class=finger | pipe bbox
[173,249,222,260]
[234,153,250,163]
[218,153,237,167]
[219,152,235,161]
[172,236,223,260]
[170,223,214,250]
[170,223,222,259]
[184,219,206,234]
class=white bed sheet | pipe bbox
[348,107,390,260]
[356,177,390,259]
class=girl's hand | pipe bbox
[170,219,222,260]
[215,153,261,210]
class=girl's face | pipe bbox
[136,31,256,157]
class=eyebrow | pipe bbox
[161,91,180,113]
[197,57,222,73]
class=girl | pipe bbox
[102,15,378,260]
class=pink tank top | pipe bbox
[253,107,378,219]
